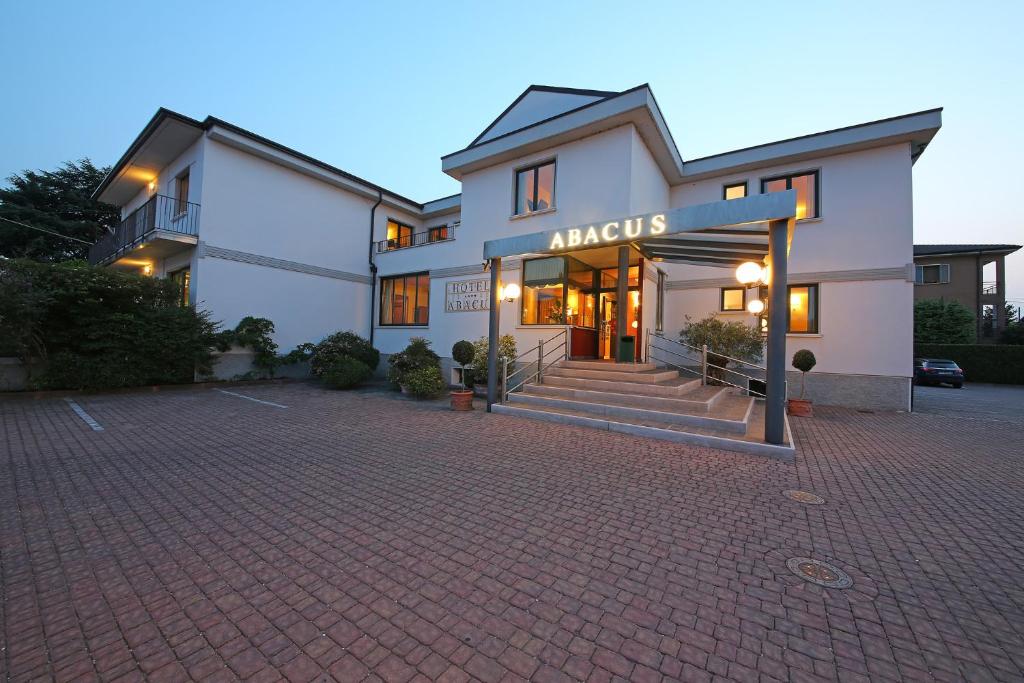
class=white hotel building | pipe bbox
[91,84,941,448]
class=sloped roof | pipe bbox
[469,86,619,147]
[914,244,1021,257]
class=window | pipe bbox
[720,287,746,312]
[656,271,665,332]
[514,160,555,215]
[723,182,747,200]
[386,220,413,250]
[380,272,429,326]
[175,170,190,215]
[170,267,190,307]
[427,225,449,243]
[915,264,950,284]
[787,284,819,334]
[522,257,566,324]
[762,170,819,219]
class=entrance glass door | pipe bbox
[598,290,640,360]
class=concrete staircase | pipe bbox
[492,359,793,460]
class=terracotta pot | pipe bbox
[787,398,813,417]
[450,389,474,411]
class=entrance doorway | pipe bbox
[598,289,640,360]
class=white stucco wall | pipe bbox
[120,139,205,219]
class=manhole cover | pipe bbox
[783,489,825,505]
[786,557,853,589]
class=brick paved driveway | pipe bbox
[2,383,1023,682]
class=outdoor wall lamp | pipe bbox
[746,299,765,314]
[735,261,764,285]
[501,282,521,302]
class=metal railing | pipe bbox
[645,330,769,398]
[501,328,568,402]
[376,224,458,253]
[89,194,200,264]
[981,281,998,295]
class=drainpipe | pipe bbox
[367,190,383,345]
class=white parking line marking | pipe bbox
[64,398,104,431]
[214,389,288,408]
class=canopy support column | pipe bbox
[486,257,502,412]
[615,245,629,362]
[764,219,790,444]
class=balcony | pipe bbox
[89,194,200,266]
[375,224,457,253]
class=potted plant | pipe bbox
[787,349,816,417]
[450,340,475,411]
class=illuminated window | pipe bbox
[522,257,566,324]
[386,220,414,250]
[723,182,747,200]
[380,272,429,326]
[762,171,819,219]
[514,160,555,215]
[720,287,745,311]
[170,267,190,307]
[427,225,449,242]
[787,284,819,334]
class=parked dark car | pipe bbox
[914,358,964,388]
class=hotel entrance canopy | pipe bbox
[482,190,796,267]
[481,190,798,446]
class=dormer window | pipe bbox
[514,160,555,216]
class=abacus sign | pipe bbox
[548,214,667,250]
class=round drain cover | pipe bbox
[786,557,853,589]
[783,489,825,505]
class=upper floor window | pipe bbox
[386,219,414,250]
[175,170,190,216]
[915,264,950,284]
[723,182,747,200]
[514,160,555,216]
[788,284,819,334]
[380,272,429,326]
[762,170,819,219]
[720,287,746,311]
[427,225,449,243]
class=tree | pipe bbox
[0,159,119,262]
[914,299,976,344]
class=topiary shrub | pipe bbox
[311,331,380,376]
[322,356,372,389]
[791,349,816,398]
[388,337,440,387]
[451,340,475,389]
[403,365,446,398]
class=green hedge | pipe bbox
[915,344,1024,385]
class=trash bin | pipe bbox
[617,335,635,363]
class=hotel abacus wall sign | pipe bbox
[445,279,490,312]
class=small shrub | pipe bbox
[388,337,440,387]
[791,349,816,398]
[452,340,475,389]
[680,314,763,383]
[322,356,372,389]
[403,365,446,398]
[470,335,517,386]
[217,316,280,376]
[311,331,380,376]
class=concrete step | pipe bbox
[546,366,679,384]
[559,360,658,373]
[507,391,752,433]
[491,402,794,461]
[543,374,701,397]
[523,382,727,413]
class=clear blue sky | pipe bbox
[2,1,1022,304]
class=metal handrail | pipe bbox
[646,330,768,398]
[376,224,458,253]
[89,194,200,264]
[502,329,569,401]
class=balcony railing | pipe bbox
[375,224,457,253]
[89,194,200,264]
[982,281,998,295]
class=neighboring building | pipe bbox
[90,84,942,411]
[913,244,1021,340]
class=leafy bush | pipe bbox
[791,349,816,398]
[216,316,281,376]
[0,259,219,390]
[1001,320,1024,345]
[311,331,380,376]
[914,343,1024,385]
[470,335,517,386]
[914,299,975,344]
[322,356,372,389]
[680,314,763,382]
[388,337,440,387]
[403,365,446,398]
